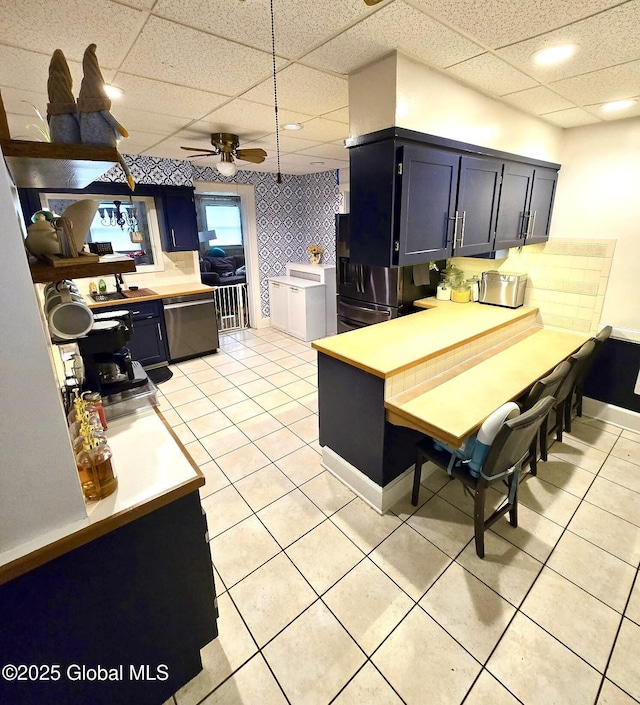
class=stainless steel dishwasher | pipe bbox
[162,292,219,362]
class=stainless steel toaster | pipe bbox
[479,271,528,308]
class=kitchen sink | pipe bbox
[90,292,127,302]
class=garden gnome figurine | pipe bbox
[78,44,135,190]
[47,49,80,143]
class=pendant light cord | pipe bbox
[270,0,282,184]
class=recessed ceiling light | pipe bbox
[105,84,124,99]
[601,99,637,112]
[532,44,578,65]
[310,161,325,165]
[282,123,302,130]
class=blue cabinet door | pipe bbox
[162,188,199,251]
[494,162,533,250]
[526,167,558,244]
[398,145,460,264]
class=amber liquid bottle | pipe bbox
[76,433,118,501]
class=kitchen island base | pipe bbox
[0,491,217,705]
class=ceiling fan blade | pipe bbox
[235,148,268,164]
[180,146,218,154]
[184,153,218,158]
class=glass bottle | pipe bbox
[75,432,118,501]
[69,410,103,440]
[83,391,107,430]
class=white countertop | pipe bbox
[0,408,202,583]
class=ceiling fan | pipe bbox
[180,132,268,176]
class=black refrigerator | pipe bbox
[336,214,441,333]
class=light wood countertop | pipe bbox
[89,282,215,309]
[0,407,203,585]
[312,300,538,378]
[385,328,588,447]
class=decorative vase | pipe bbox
[310,252,321,265]
[25,216,60,260]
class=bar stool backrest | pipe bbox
[525,360,572,410]
[481,396,555,480]
[555,340,596,405]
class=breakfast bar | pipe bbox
[313,300,588,513]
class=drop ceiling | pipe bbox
[0,0,638,175]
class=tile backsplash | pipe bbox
[449,238,615,335]
[384,313,537,399]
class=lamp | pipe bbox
[216,152,237,177]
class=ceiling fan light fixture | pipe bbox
[601,99,637,112]
[216,152,237,177]
[532,44,578,65]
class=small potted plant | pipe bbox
[307,244,324,265]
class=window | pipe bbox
[40,194,164,272]
[195,195,243,251]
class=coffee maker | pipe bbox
[77,310,148,395]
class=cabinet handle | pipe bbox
[449,212,459,248]
[272,282,279,288]
[530,210,537,238]
[290,287,299,292]
[459,211,466,248]
[157,322,162,341]
[171,228,176,248]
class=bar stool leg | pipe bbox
[412,447,424,506]
[540,419,549,462]
[473,485,486,559]
[529,438,537,476]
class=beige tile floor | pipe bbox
[156,327,640,705]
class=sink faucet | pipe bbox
[114,273,124,293]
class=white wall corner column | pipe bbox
[0,151,86,556]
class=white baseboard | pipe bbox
[254,316,271,330]
[321,446,414,515]
[583,397,640,433]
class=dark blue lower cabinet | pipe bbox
[0,491,218,705]
[127,315,168,367]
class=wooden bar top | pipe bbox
[312,300,537,378]
[385,328,588,447]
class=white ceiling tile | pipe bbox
[117,0,155,8]
[241,133,323,154]
[153,0,373,59]
[120,16,278,95]
[0,86,48,118]
[502,85,575,114]
[110,73,228,119]
[295,143,349,161]
[242,64,348,115]
[322,107,349,124]
[446,53,540,96]
[549,60,640,105]
[496,2,640,83]
[107,106,192,136]
[594,101,640,121]
[540,107,601,128]
[140,137,196,160]
[0,45,65,95]
[192,99,312,140]
[303,1,482,75]
[0,0,145,65]
[119,130,165,149]
[295,117,349,142]
[409,0,623,48]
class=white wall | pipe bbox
[349,52,563,163]
[0,153,87,556]
[551,118,640,332]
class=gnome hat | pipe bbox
[47,49,77,117]
[77,44,111,113]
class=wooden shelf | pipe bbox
[29,258,136,283]
[0,139,120,189]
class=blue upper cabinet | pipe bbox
[398,145,459,264]
[347,128,560,267]
[161,187,199,252]
[494,163,558,249]
[453,156,502,258]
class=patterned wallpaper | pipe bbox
[98,155,340,317]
